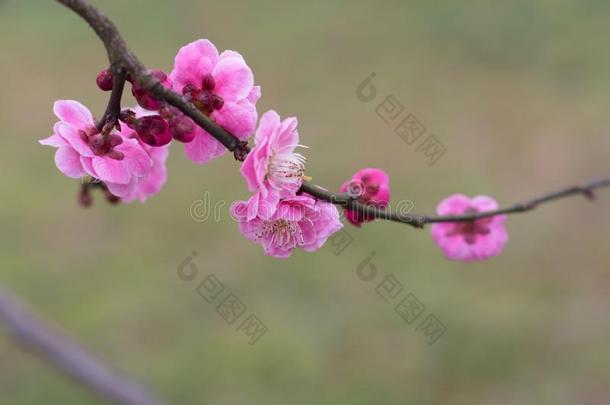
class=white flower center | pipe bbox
[267,150,307,190]
[256,219,305,247]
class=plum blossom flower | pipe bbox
[170,39,260,164]
[110,109,170,203]
[231,195,342,259]
[39,100,152,198]
[240,110,306,218]
[340,168,390,227]
[431,194,508,262]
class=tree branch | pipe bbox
[0,285,170,405]
[96,67,127,132]
[55,0,609,229]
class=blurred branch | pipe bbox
[55,0,610,228]
[0,285,170,405]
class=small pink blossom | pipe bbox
[39,100,153,198]
[340,168,390,227]
[109,111,170,203]
[170,39,259,164]
[431,194,508,262]
[231,195,342,259]
[240,110,306,218]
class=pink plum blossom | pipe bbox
[231,195,342,259]
[110,110,170,203]
[340,168,390,227]
[170,39,260,164]
[39,100,153,199]
[431,194,508,262]
[240,110,306,218]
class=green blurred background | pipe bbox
[1,0,610,404]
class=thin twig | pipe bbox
[0,285,170,405]
[96,67,127,132]
[55,0,609,229]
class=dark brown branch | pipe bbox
[302,178,610,228]
[96,68,127,132]
[57,0,240,152]
[55,0,609,229]
[0,285,170,405]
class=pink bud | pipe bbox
[96,69,113,91]
[132,70,170,111]
[202,73,216,91]
[170,115,196,143]
[135,115,172,147]
[340,168,391,227]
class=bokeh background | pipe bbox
[1,0,610,404]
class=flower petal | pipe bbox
[53,100,94,130]
[436,194,471,216]
[214,100,257,140]
[212,57,254,102]
[183,127,226,164]
[55,146,86,178]
[170,39,219,90]
[54,122,94,157]
[92,156,131,185]
[39,134,66,148]
[254,110,281,144]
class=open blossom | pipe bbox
[231,195,342,259]
[340,168,390,227]
[431,194,508,262]
[111,108,170,203]
[39,100,152,198]
[240,110,306,218]
[170,39,260,164]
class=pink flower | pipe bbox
[431,194,508,262]
[231,195,342,259]
[39,100,153,198]
[109,110,170,203]
[170,39,259,164]
[240,110,306,218]
[340,168,390,227]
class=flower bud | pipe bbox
[132,70,169,111]
[340,168,391,227]
[135,115,172,147]
[170,115,196,143]
[96,69,114,91]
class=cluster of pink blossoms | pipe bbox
[41,38,509,261]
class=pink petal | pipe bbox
[274,117,299,153]
[53,100,94,130]
[170,39,219,90]
[213,100,257,140]
[470,228,509,261]
[92,156,131,185]
[219,50,245,62]
[183,127,226,164]
[54,122,94,157]
[80,157,97,178]
[55,146,86,178]
[471,195,500,212]
[247,86,261,104]
[436,194,471,216]
[212,57,254,102]
[115,138,153,177]
[106,180,136,199]
[255,110,281,144]
[39,134,66,148]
